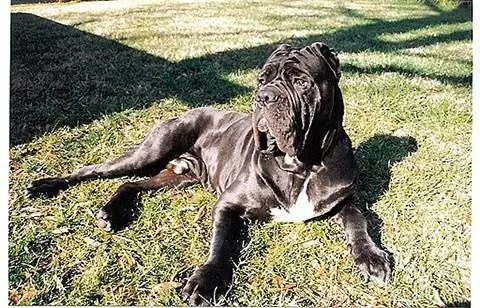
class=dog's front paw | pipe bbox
[353,244,392,285]
[182,264,231,306]
[96,189,138,232]
[27,177,69,198]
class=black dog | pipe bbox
[28,42,392,305]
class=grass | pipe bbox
[9,0,472,306]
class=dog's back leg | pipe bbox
[27,110,207,198]
[96,155,204,231]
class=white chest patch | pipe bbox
[270,173,319,222]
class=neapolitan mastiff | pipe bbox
[28,42,392,305]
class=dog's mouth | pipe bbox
[254,114,308,172]
[257,118,278,153]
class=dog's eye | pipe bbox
[258,77,266,85]
[294,78,310,89]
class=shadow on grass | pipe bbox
[445,302,471,308]
[343,61,472,86]
[10,13,252,146]
[10,5,471,146]
[354,134,418,246]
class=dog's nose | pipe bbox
[256,88,278,106]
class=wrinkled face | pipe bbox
[253,42,341,162]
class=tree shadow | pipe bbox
[10,5,471,146]
[10,13,253,146]
[354,135,418,246]
[285,7,472,59]
[343,61,472,86]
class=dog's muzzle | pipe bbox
[255,87,280,108]
[253,88,308,173]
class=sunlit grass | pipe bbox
[9,0,471,306]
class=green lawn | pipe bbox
[9,0,472,306]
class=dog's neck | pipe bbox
[270,123,340,174]
[299,123,340,167]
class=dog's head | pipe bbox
[253,42,344,170]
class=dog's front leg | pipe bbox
[333,198,393,285]
[182,201,244,306]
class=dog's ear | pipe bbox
[266,44,292,62]
[275,43,292,52]
[310,42,341,81]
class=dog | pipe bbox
[28,42,392,305]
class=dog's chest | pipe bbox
[269,173,318,222]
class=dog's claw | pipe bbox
[182,264,230,306]
[353,245,392,285]
[96,209,112,231]
[95,190,138,232]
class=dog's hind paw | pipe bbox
[27,177,69,198]
[353,244,393,285]
[96,189,139,232]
